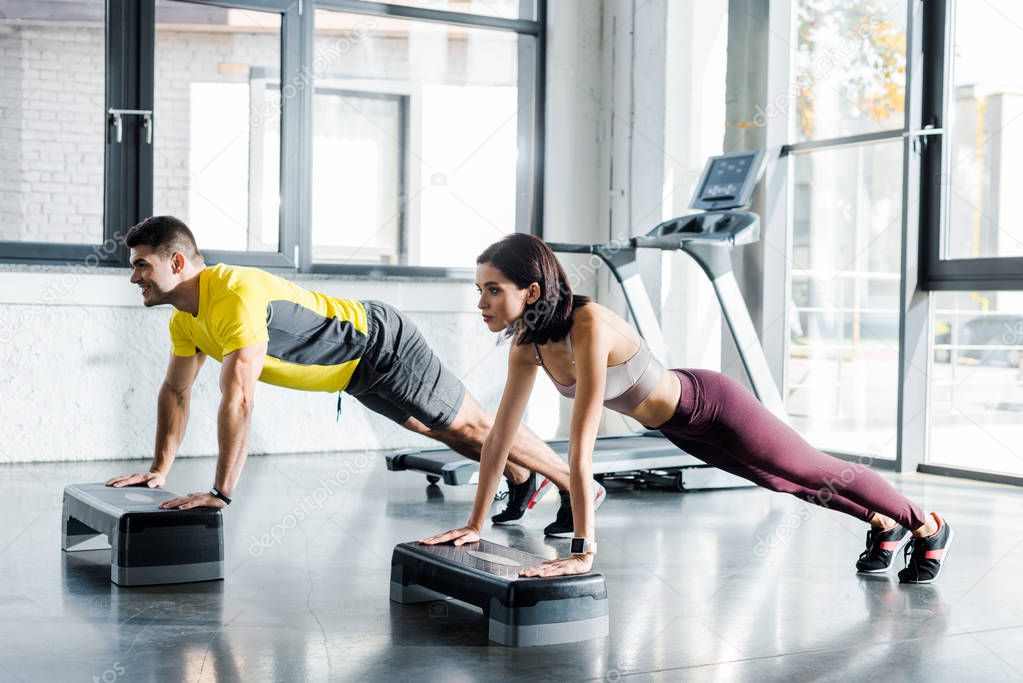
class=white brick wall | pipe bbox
[0,22,105,243]
[0,271,533,464]
[0,7,651,468]
[2,17,518,250]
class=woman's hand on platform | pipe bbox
[419,526,480,546]
[159,492,226,510]
[519,553,593,578]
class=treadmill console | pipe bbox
[689,150,765,211]
[635,150,766,249]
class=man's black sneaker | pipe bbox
[492,473,536,524]
[898,513,954,584]
[543,482,607,538]
[491,475,553,524]
[856,524,910,573]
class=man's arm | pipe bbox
[159,343,266,509]
[213,342,266,497]
[107,352,205,488]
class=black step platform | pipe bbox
[61,483,224,586]
[390,539,609,646]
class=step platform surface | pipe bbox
[391,539,609,647]
[61,483,224,586]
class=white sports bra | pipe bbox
[533,329,663,412]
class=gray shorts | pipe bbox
[345,300,466,430]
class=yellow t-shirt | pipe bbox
[169,264,368,393]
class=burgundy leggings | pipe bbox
[657,369,927,530]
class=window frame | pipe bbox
[147,0,301,270]
[769,0,1023,486]
[308,86,409,267]
[0,0,546,278]
[304,0,545,277]
[918,0,1023,291]
[773,0,916,467]
[0,0,137,265]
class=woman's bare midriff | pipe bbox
[625,369,682,429]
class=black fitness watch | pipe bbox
[570,537,597,556]
[209,486,232,505]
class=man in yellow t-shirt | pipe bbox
[106,216,599,538]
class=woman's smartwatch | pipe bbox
[570,537,597,556]
[209,486,232,506]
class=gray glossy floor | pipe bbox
[1,452,1022,682]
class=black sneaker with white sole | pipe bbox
[543,482,607,538]
[492,473,536,525]
[856,525,911,573]
[898,513,954,584]
[491,474,554,525]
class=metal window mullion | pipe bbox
[894,0,932,474]
[313,0,541,34]
[517,8,542,236]
[531,0,546,236]
[203,249,296,268]
[134,0,155,245]
[919,0,950,289]
[297,1,315,271]
[307,262,475,279]
[396,94,410,262]
[278,1,304,269]
[763,0,793,398]
[0,243,120,264]
[781,129,906,156]
[916,463,1023,488]
[186,0,297,11]
[102,0,125,262]
[103,0,148,265]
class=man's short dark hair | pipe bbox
[124,215,203,262]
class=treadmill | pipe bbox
[386,150,786,491]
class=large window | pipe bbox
[153,1,283,253]
[922,0,1023,291]
[788,140,903,458]
[929,291,1023,476]
[774,0,1023,483]
[0,1,107,246]
[792,0,906,142]
[311,10,523,268]
[783,0,908,459]
[918,0,1023,481]
[0,0,544,273]
[941,1,1023,262]
[312,89,404,264]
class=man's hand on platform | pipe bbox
[105,470,166,489]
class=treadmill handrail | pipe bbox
[545,242,600,254]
